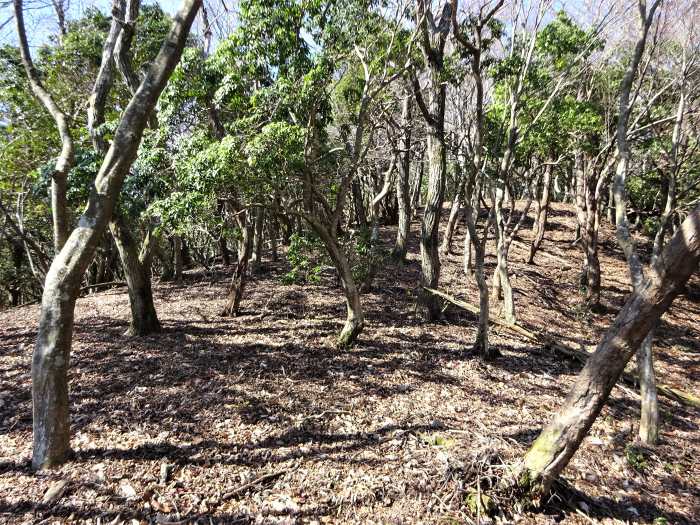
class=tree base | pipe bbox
[337,318,364,348]
[127,318,161,337]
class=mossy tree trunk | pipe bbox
[514,203,699,496]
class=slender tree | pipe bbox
[29,0,201,469]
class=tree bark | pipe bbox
[574,153,602,309]
[441,174,464,256]
[221,217,252,317]
[109,214,160,335]
[14,0,74,252]
[414,1,450,322]
[392,91,412,261]
[173,235,184,283]
[527,163,552,264]
[249,207,264,273]
[613,0,663,446]
[30,0,200,470]
[515,203,700,496]
[417,124,446,320]
[87,0,124,154]
[310,221,364,347]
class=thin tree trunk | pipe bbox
[311,221,364,347]
[222,220,252,317]
[441,173,464,256]
[87,0,123,153]
[514,203,699,496]
[352,179,368,231]
[14,0,74,252]
[527,163,552,264]
[250,207,264,273]
[392,92,412,260]
[411,151,424,217]
[491,187,515,324]
[612,0,663,447]
[469,205,496,359]
[173,235,183,283]
[30,0,200,470]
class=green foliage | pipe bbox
[625,444,649,473]
[283,232,326,284]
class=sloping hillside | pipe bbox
[1,203,698,524]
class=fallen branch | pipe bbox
[423,287,700,409]
[80,281,127,294]
[221,468,290,500]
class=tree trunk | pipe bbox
[411,151,424,216]
[250,207,264,273]
[515,203,699,496]
[352,179,368,231]
[637,331,658,444]
[269,218,279,262]
[613,0,663,447]
[468,205,497,359]
[417,124,446,321]
[109,215,160,336]
[527,163,552,264]
[311,222,364,347]
[441,175,464,256]
[30,0,200,470]
[173,235,183,283]
[574,155,602,309]
[491,187,515,324]
[221,220,253,317]
[392,92,412,260]
[14,0,74,252]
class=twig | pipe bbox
[221,468,291,500]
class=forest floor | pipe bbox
[1,202,699,525]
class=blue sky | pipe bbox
[0,0,186,48]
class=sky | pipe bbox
[0,0,188,48]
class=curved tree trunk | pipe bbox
[14,0,74,252]
[514,203,699,497]
[30,0,200,470]
[311,222,364,347]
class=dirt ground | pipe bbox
[1,202,698,524]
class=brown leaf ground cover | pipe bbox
[1,203,698,524]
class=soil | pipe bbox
[1,202,698,524]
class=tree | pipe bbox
[13,0,74,253]
[451,0,504,358]
[413,0,452,321]
[29,0,201,470]
[513,201,700,497]
[613,0,663,446]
